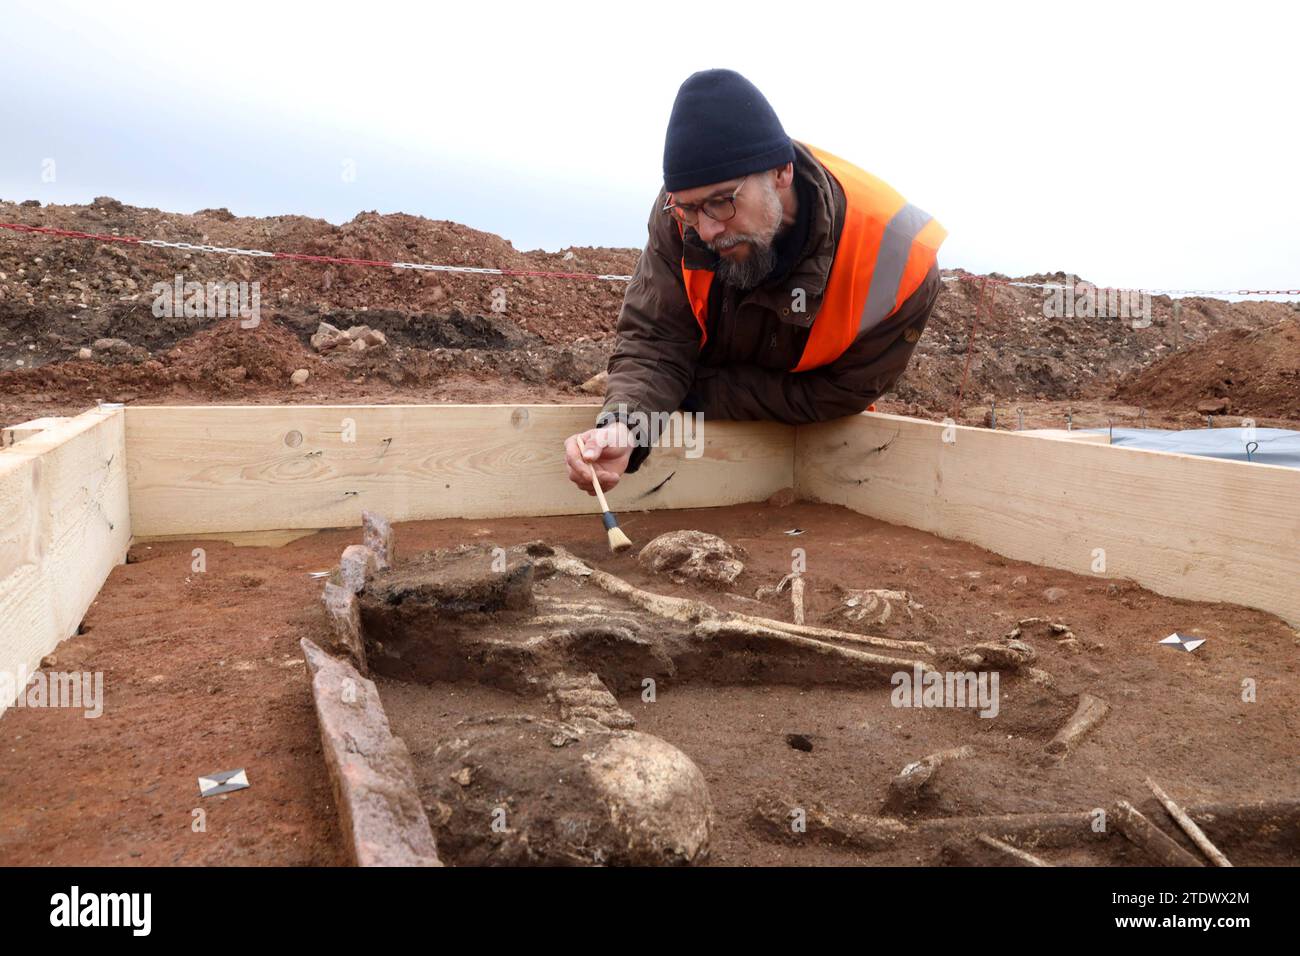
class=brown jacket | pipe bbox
[601,141,939,447]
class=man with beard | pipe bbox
[565,69,946,494]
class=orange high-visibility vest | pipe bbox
[678,143,946,372]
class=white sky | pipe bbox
[2,0,1297,296]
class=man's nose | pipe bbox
[696,216,725,244]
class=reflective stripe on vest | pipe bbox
[677,142,946,373]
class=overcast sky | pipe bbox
[2,0,1296,296]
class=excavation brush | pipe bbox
[579,437,633,554]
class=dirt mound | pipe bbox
[164,318,341,391]
[0,198,631,344]
[896,272,1299,414]
[0,312,608,414]
[0,317,342,405]
[1113,317,1300,419]
[4,197,1299,424]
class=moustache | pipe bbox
[709,234,766,252]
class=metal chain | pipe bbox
[138,238,276,257]
[941,274,1300,297]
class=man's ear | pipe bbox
[773,162,795,189]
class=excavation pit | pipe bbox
[2,404,1297,867]
[338,506,1300,866]
[353,509,1300,868]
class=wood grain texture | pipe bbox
[125,404,794,536]
[796,411,1300,626]
[0,407,130,715]
[1018,428,1111,444]
[2,417,72,447]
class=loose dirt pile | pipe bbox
[3,318,345,402]
[905,271,1298,417]
[0,197,628,342]
[3,197,1298,425]
[1113,317,1300,419]
[0,311,608,416]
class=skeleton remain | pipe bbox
[333,535,935,730]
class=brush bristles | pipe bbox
[607,526,633,553]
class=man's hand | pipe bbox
[565,422,634,495]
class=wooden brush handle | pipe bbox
[578,436,613,512]
[590,470,613,513]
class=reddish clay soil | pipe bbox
[0,315,599,425]
[3,502,1296,866]
[1114,317,1300,420]
[0,197,630,344]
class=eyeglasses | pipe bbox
[662,176,748,227]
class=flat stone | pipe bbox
[362,510,394,570]
[301,638,441,867]
[91,337,131,353]
[322,582,367,673]
[310,322,344,351]
[340,544,380,594]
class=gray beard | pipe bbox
[714,241,778,291]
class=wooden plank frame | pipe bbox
[2,417,72,448]
[124,405,795,536]
[2,403,1296,712]
[797,412,1300,627]
[0,406,131,715]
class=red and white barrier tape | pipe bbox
[2,220,1297,297]
[0,222,634,282]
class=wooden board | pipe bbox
[796,412,1300,627]
[2,417,71,447]
[1017,428,1111,444]
[0,407,131,715]
[125,404,795,536]
[133,528,324,548]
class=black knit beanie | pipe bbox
[663,69,795,192]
